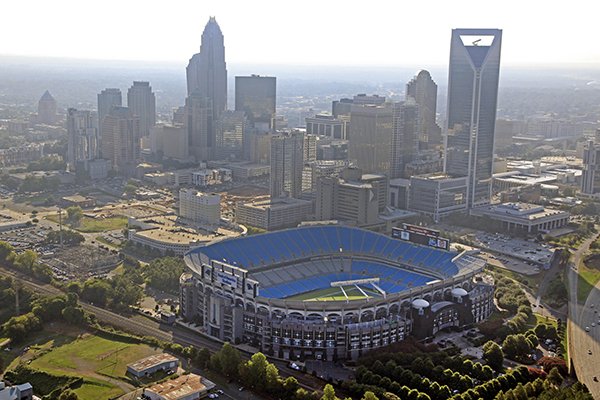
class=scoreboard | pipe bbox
[391,224,449,251]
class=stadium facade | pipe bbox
[180,226,493,360]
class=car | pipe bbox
[217,390,224,395]
[239,387,245,392]
[593,323,596,327]
[585,326,590,332]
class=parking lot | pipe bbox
[474,233,554,268]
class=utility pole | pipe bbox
[58,207,63,247]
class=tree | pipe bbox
[362,392,379,400]
[321,384,338,400]
[210,342,241,379]
[15,250,38,272]
[65,206,83,226]
[58,390,79,400]
[483,341,504,371]
[0,241,16,265]
[547,367,564,387]
[143,257,186,292]
[241,352,269,391]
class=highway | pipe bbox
[0,267,321,391]
[567,232,600,400]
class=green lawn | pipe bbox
[47,214,128,233]
[24,333,162,400]
[577,262,600,303]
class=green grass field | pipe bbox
[285,285,380,301]
[577,262,600,303]
[24,333,161,400]
[47,214,128,233]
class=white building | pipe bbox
[179,188,220,225]
[470,202,570,233]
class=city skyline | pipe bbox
[1,0,599,67]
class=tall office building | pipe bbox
[406,70,442,148]
[37,90,57,125]
[390,99,420,179]
[445,29,502,208]
[270,131,304,199]
[216,110,247,160]
[348,101,393,175]
[185,92,213,161]
[100,106,141,175]
[127,81,156,137]
[235,75,276,132]
[186,17,227,120]
[66,108,99,171]
[97,88,122,137]
[303,134,317,163]
[581,129,600,196]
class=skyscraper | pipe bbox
[348,100,393,175]
[66,108,99,171]
[37,90,57,125]
[270,131,304,199]
[390,99,420,179]
[97,88,122,137]
[445,28,502,208]
[215,110,247,160]
[186,17,227,119]
[406,70,442,148]
[235,75,276,132]
[100,106,140,175]
[581,129,600,196]
[127,81,156,137]
[185,92,213,161]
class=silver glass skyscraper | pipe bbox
[444,29,502,208]
[127,81,156,137]
[186,17,227,119]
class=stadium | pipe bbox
[180,225,493,361]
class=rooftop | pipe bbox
[128,353,179,372]
[146,374,214,400]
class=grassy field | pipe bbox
[577,262,600,303]
[286,285,378,301]
[7,331,163,400]
[47,214,128,233]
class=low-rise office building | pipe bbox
[470,202,570,233]
[236,197,313,231]
[127,354,179,378]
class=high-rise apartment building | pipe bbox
[315,167,388,226]
[186,17,227,120]
[581,129,600,196]
[37,90,57,125]
[235,75,276,132]
[100,106,140,175]
[97,88,122,137]
[270,131,304,199]
[348,101,393,175]
[406,70,442,148]
[216,110,247,160]
[179,188,220,225]
[185,92,213,161]
[445,29,502,208]
[66,108,99,171]
[390,99,420,179]
[127,81,156,137]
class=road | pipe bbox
[567,232,600,399]
[0,267,321,392]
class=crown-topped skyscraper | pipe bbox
[186,17,227,118]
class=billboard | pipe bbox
[217,271,238,288]
[391,226,449,251]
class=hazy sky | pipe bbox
[2,0,598,67]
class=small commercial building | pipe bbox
[470,202,570,233]
[0,381,33,400]
[127,353,179,378]
[143,373,215,400]
[61,195,96,209]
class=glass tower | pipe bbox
[445,29,502,208]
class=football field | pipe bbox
[285,285,380,301]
